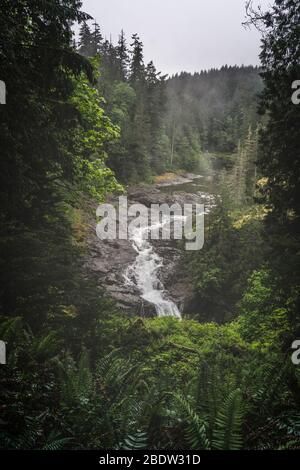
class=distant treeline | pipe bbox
[78,22,263,181]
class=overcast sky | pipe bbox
[78,0,274,76]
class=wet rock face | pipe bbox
[86,233,149,316]
[85,174,214,317]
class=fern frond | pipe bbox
[96,352,138,403]
[0,316,23,339]
[212,389,243,450]
[277,439,300,450]
[42,434,72,450]
[117,431,148,450]
[173,393,210,450]
[58,351,93,404]
[32,330,60,361]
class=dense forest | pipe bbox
[78,22,263,179]
[0,0,300,452]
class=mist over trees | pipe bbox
[77,22,263,180]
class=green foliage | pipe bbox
[77,23,264,182]
[212,389,243,450]
[1,309,299,450]
[70,60,123,201]
[117,432,148,450]
[172,389,243,451]
[186,197,265,322]
[42,434,73,451]
[78,28,171,182]
[165,66,262,163]
[173,394,211,449]
[59,351,93,405]
[239,270,290,348]
[253,0,300,335]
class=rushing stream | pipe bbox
[124,220,182,318]
[123,174,217,318]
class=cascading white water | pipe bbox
[123,175,216,318]
[123,221,182,319]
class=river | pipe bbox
[122,174,217,318]
[87,173,217,318]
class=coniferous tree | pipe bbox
[116,30,129,81]
[249,0,300,333]
[91,21,103,55]
[130,34,145,86]
[78,21,93,57]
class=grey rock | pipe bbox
[84,176,214,317]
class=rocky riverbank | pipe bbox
[85,173,216,317]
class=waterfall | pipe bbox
[123,221,182,319]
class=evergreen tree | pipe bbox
[130,34,145,85]
[91,21,103,55]
[0,0,114,321]
[165,66,263,166]
[250,0,300,334]
[116,30,129,80]
[78,21,93,57]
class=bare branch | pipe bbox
[242,0,269,34]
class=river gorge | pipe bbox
[86,173,217,318]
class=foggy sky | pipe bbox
[79,0,274,76]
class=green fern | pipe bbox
[42,433,72,450]
[190,362,224,440]
[173,393,210,450]
[212,389,243,450]
[0,316,23,341]
[172,387,243,451]
[4,415,42,449]
[117,431,148,450]
[277,439,300,450]
[58,351,93,404]
[96,352,138,404]
[31,331,61,361]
